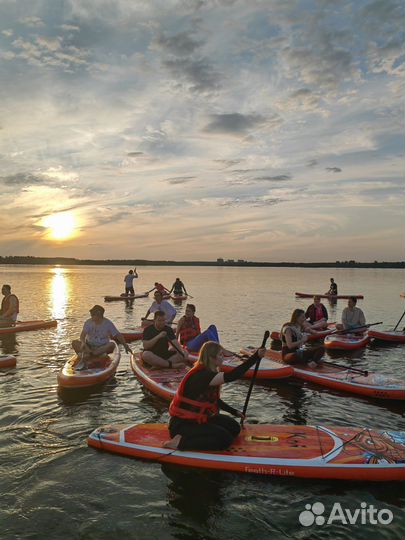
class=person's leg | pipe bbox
[311,319,327,330]
[210,414,241,438]
[168,420,235,451]
[91,342,115,357]
[142,351,174,368]
[169,352,187,368]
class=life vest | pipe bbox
[169,364,219,423]
[156,283,166,293]
[281,324,302,356]
[178,316,201,344]
[1,294,19,316]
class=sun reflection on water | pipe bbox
[50,267,69,320]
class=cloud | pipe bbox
[60,24,80,32]
[203,113,269,135]
[253,175,291,181]
[127,152,144,157]
[214,159,243,168]
[164,176,196,185]
[155,31,202,56]
[19,16,44,28]
[326,167,342,173]
[162,56,220,92]
[2,29,13,38]
[0,172,47,187]
[306,159,318,168]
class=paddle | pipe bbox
[320,360,368,376]
[240,331,270,426]
[327,322,382,336]
[393,310,405,331]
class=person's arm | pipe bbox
[134,268,138,278]
[146,286,156,294]
[114,332,131,353]
[79,328,87,345]
[3,296,17,317]
[170,337,188,358]
[209,348,266,386]
[305,306,311,320]
[218,399,240,416]
[166,302,177,322]
[176,316,185,339]
[181,282,188,295]
[169,284,174,293]
[358,310,366,327]
[341,308,348,329]
[142,331,167,350]
[143,309,152,320]
[323,305,328,321]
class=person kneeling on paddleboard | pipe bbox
[163,341,266,451]
[176,304,220,353]
[0,284,19,325]
[281,309,324,369]
[142,311,189,369]
[72,305,131,370]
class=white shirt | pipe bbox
[82,318,119,347]
[149,300,176,321]
[124,274,137,287]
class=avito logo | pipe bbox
[299,502,394,527]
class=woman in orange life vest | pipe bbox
[0,284,19,325]
[280,309,324,369]
[163,341,266,451]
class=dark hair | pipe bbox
[186,304,196,313]
[129,270,133,274]
[2,284,11,292]
[90,304,105,315]
[330,278,334,282]
[154,310,165,319]
[349,296,357,304]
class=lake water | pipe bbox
[0,265,404,540]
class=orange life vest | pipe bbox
[169,364,219,423]
[1,294,19,316]
[178,316,201,344]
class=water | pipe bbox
[0,265,404,540]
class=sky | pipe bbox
[0,0,403,262]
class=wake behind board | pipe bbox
[88,423,405,482]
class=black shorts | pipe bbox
[125,287,135,295]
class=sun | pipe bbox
[43,213,77,240]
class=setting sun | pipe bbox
[43,213,76,240]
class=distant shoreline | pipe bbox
[0,256,403,269]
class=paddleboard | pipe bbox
[57,343,121,388]
[241,347,405,400]
[171,294,188,301]
[295,292,364,300]
[369,330,405,344]
[120,327,144,342]
[0,355,17,368]
[324,333,369,350]
[88,423,405,481]
[104,293,149,301]
[0,320,57,335]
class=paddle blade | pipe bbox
[261,330,270,348]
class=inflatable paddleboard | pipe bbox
[171,294,188,301]
[104,293,149,301]
[324,333,369,350]
[0,354,17,368]
[88,423,405,481]
[0,320,57,335]
[369,330,405,344]
[240,347,405,400]
[120,327,144,342]
[130,353,189,400]
[57,343,121,388]
[295,292,364,300]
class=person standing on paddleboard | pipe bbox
[142,310,189,369]
[124,269,138,296]
[143,291,176,324]
[73,305,131,370]
[163,341,266,451]
[0,284,19,325]
[305,296,328,330]
[338,297,366,331]
[280,309,324,368]
[170,277,188,297]
[326,278,338,295]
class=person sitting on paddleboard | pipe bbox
[163,341,266,451]
[147,282,170,295]
[124,269,138,296]
[176,304,221,353]
[73,305,131,370]
[143,291,176,324]
[326,278,338,296]
[142,311,189,369]
[0,284,19,325]
[305,296,328,330]
[170,277,188,297]
[337,297,366,331]
[280,309,324,368]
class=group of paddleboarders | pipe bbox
[122,271,188,299]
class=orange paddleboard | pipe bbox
[0,320,57,334]
[0,355,17,368]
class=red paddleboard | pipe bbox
[240,347,405,400]
[0,320,57,335]
[120,327,144,342]
[324,333,369,350]
[271,324,336,342]
[88,423,405,481]
[171,294,188,301]
[0,355,17,368]
[369,330,405,344]
[130,353,189,401]
[104,293,149,301]
[295,292,364,300]
[57,343,121,388]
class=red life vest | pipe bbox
[1,294,19,316]
[169,364,219,423]
[156,283,166,293]
[178,316,201,345]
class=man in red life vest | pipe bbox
[0,284,19,325]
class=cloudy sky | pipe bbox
[0,0,403,262]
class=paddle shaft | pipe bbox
[328,322,382,336]
[393,310,405,331]
[321,360,368,376]
[240,331,270,426]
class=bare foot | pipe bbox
[308,361,318,369]
[162,434,182,449]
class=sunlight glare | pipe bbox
[43,213,76,240]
